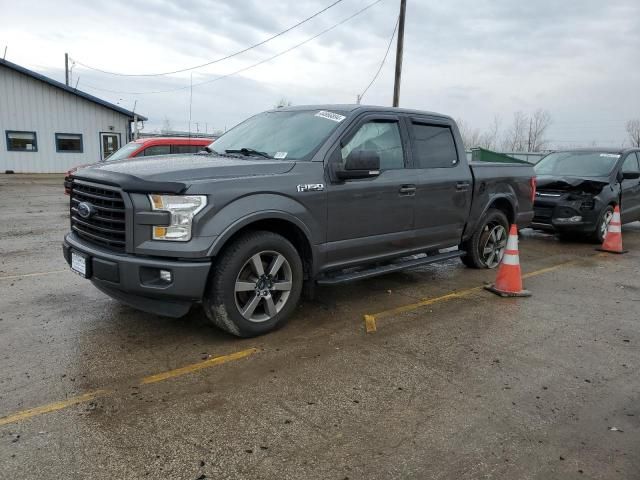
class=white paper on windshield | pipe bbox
[315,110,346,123]
[274,151,288,159]
[600,153,620,158]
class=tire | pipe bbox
[590,205,614,244]
[460,208,510,269]
[203,231,303,337]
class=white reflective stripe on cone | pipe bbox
[608,225,622,233]
[612,212,621,222]
[502,253,520,265]
[506,235,519,251]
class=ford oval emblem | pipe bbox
[77,202,95,219]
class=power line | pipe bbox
[358,14,399,103]
[73,0,344,77]
[81,0,385,96]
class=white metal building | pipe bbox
[0,59,146,173]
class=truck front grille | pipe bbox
[70,181,126,252]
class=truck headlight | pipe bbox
[148,194,207,241]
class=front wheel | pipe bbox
[591,205,614,244]
[460,208,509,269]
[203,231,303,337]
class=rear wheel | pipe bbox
[203,231,303,337]
[460,208,509,269]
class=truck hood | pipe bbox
[73,154,296,193]
[536,175,610,194]
[88,154,295,181]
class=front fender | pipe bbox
[202,193,323,258]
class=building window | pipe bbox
[55,133,83,153]
[6,131,38,152]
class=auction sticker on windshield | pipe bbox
[274,152,288,159]
[315,110,346,123]
[600,153,620,158]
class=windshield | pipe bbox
[106,142,141,161]
[209,109,347,160]
[534,151,620,177]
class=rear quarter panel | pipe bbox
[465,162,535,238]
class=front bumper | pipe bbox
[532,203,600,233]
[63,232,211,317]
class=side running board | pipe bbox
[316,250,464,286]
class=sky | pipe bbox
[1,0,639,147]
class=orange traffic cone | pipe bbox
[485,225,531,297]
[597,205,627,254]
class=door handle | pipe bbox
[399,184,416,196]
[456,181,471,191]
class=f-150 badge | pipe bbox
[297,184,325,192]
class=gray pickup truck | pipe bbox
[63,105,535,337]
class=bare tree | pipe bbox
[478,115,500,150]
[526,109,552,152]
[161,117,173,134]
[627,119,640,147]
[502,111,529,152]
[275,97,293,109]
[456,118,482,149]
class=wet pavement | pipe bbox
[1,174,639,479]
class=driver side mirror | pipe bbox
[621,171,640,180]
[336,150,381,180]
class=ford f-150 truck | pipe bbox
[63,105,535,337]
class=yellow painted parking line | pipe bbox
[364,315,377,333]
[0,389,109,427]
[363,257,597,333]
[141,347,259,384]
[0,348,259,427]
[0,270,67,281]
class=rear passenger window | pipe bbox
[410,123,458,168]
[173,145,204,154]
[341,121,404,170]
[144,145,171,156]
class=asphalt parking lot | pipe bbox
[1,174,639,480]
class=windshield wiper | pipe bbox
[225,148,272,159]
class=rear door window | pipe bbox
[173,145,204,154]
[144,145,171,156]
[410,123,458,168]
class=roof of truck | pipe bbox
[274,104,452,119]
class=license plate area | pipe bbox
[71,251,91,278]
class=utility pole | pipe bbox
[132,100,139,140]
[392,0,407,107]
[65,53,69,86]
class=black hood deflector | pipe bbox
[72,169,187,194]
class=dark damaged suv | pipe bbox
[63,105,535,337]
[532,149,640,242]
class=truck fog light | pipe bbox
[556,216,583,223]
[159,270,172,283]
